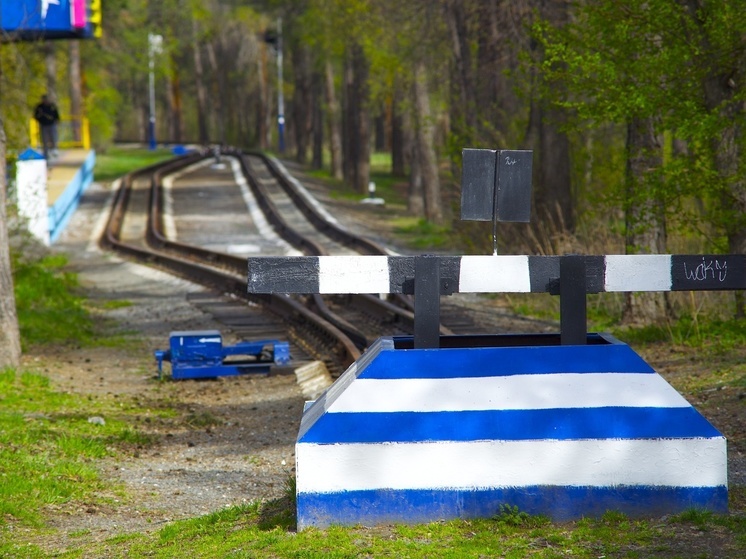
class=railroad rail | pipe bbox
[100,150,356,374]
[99,149,464,375]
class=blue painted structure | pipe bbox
[296,333,727,529]
[1,0,99,40]
[18,147,45,161]
[48,150,95,244]
[154,330,291,380]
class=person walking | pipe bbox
[33,94,60,160]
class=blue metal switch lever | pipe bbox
[154,330,291,380]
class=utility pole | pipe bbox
[276,18,285,153]
[148,33,163,150]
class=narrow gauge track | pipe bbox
[100,152,358,376]
[238,152,455,344]
[100,149,524,376]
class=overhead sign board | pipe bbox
[1,0,101,40]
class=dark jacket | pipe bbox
[34,101,60,127]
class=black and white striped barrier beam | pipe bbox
[247,254,742,347]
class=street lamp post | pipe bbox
[148,33,163,150]
[276,18,285,153]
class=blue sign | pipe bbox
[1,0,98,40]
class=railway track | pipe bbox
[100,148,553,377]
[98,150,429,375]
[100,151,358,376]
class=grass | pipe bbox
[393,217,453,249]
[12,253,94,349]
[0,253,164,555]
[0,368,149,528]
[94,146,175,182]
[307,151,409,207]
[6,502,741,558]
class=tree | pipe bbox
[412,59,443,223]
[681,0,746,315]
[342,43,371,194]
[68,41,83,142]
[0,118,21,368]
[536,1,693,323]
[523,0,574,232]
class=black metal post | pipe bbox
[560,255,587,345]
[414,255,441,349]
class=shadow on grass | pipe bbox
[257,492,296,532]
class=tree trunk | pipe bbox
[68,41,83,142]
[311,71,324,169]
[535,103,574,230]
[192,20,209,144]
[443,0,477,136]
[292,44,313,164]
[343,44,370,193]
[700,32,746,317]
[475,0,527,145]
[521,0,574,232]
[413,60,443,224]
[324,60,343,180]
[391,88,408,177]
[44,42,57,100]
[205,42,226,144]
[409,138,425,216]
[374,109,386,152]
[257,42,271,150]
[0,118,21,368]
[623,115,668,324]
[168,69,184,143]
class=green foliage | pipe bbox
[536,0,746,249]
[493,504,549,529]
[84,81,123,151]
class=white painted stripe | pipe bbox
[230,158,301,256]
[325,374,690,413]
[268,155,341,226]
[318,255,391,293]
[296,438,726,492]
[459,256,531,292]
[605,254,672,292]
[162,159,213,240]
[87,180,119,253]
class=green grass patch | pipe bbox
[0,369,149,528]
[393,217,453,250]
[617,315,746,352]
[12,254,94,349]
[94,146,175,183]
[37,504,746,558]
[307,151,408,207]
[12,253,138,351]
[101,299,133,310]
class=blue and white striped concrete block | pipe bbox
[296,334,727,529]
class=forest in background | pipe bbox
[1,0,745,327]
